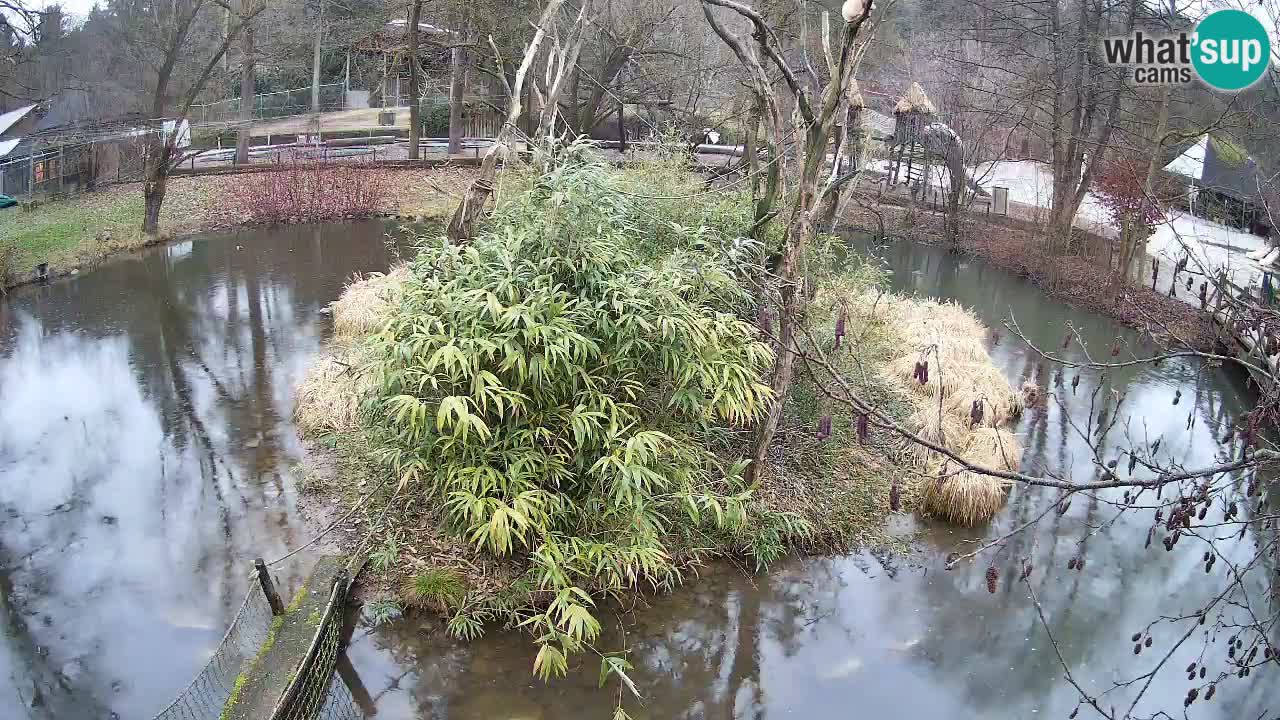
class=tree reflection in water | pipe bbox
[344,238,1276,720]
[0,221,405,719]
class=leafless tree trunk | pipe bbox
[408,0,423,160]
[141,0,262,235]
[700,0,874,479]
[448,45,467,155]
[536,1,592,141]
[234,4,255,166]
[446,0,566,243]
[310,0,324,115]
[1043,0,1138,254]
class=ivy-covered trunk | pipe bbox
[750,125,828,476]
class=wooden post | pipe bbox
[904,141,915,188]
[255,558,285,615]
[617,103,626,154]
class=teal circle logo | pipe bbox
[1193,9,1271,91]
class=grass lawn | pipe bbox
[0,167,475,289]
[0,180,219,284]
[0,187,145,274]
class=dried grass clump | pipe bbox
[922,467,1011,527]
[856,291,1022,526]
[962,426,1022,472]
[294,342,376,434]
[922,427,1020,525]
[331,265,410,338]
[296,269,408,434]
[904,406,968,464]
[893,82,937,115]
[945,361,1022,413]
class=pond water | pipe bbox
[0,221,407,719]
[343,238,1276,720]
[0,226,1274,720]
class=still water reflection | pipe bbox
[0,227,1274,720]
[345,238,1277,719]
[0,222,403,719]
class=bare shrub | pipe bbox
[230,160,392,224]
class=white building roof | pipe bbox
[385,19,453,35]
[0,139,20,158]
[0,104,37,137]
[1164,134,1207,180]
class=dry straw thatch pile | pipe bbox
[331,265,411,338]
[859,293,1022,525]
[893,82,938,116]
[294,267,409,434]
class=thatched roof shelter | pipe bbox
[893,82,937,116]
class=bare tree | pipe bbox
[445,0,568,242]
[948,0,1138,253]
[534,0,592,140]
[234,0,260,165]
[447,40,466,154]
[110,0,263,233]
[698,0,875,478]
[408,0,423,159]
[0,2,70,107]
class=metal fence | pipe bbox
[270,571,353,720]
[0,133,152,200]
[151,565,363,720]
[313,672,366,720]
[0,141,101,198]
[151,583,276,720]
[190,84,347,125]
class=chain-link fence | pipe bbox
[270,571,352,720]
[151,583,276,720]
[0,131,157,202]
[0,141,112,199]
[313,668,366,720]
[190,84,347,125]
[151,563,363,720]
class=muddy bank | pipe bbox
[843,201,1219,351]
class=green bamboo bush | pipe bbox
[363,144,807,682]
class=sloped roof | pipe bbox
[1163,134,1206,179]
[0,105,37,137]
[1163,133,1260,201]
[894,82,936,115]
[1201,136,1259,201]
[0,139,19,158]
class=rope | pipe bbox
[261,479,386,567]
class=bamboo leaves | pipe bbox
[533,643,569,681]
[599,655,641,700]
[366,146,790,683]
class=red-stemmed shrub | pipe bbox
[230,160,391,224]
[1094,154,1164,232]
